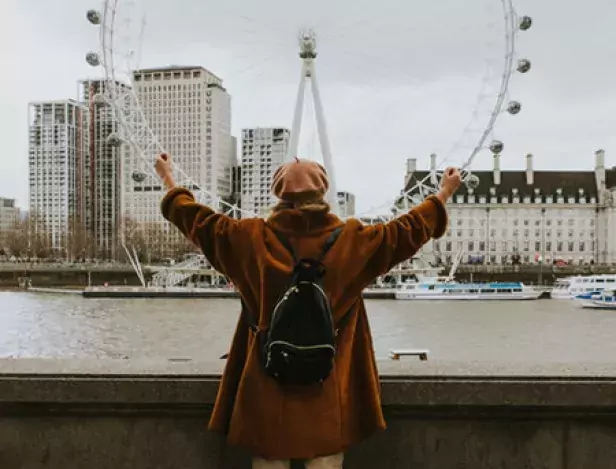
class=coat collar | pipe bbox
[266,209,344,235]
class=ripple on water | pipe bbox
[1,292,616,365]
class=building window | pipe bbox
[568,242,574,252]
[446,242,452,252]
[580,242,585,252]
[479,241,485,251]
[468,241,474,252]
[546,241,552,251]
[535,242,541,251]
[557,242,563,251]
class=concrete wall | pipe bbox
[1,359,616,468]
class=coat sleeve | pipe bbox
[160,187,250,279]
[355,195,449,279]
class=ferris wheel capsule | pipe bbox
[86,52,100,67]
[465,174,480,189]
[517,59,532,73]
[106,133,123,147]
[86,10,101,25]
[489,140,504,154]
[519,16,533,31]
[507,101,522,115]
[131,171,147,183]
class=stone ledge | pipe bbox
[3,357,616,378]
[1,358,616,409]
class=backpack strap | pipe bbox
[266,226,343,264]
[317,227,343,262]
[267,226,298,263]
[334,307,355,336]
[240,297,259,334]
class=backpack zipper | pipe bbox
[269,282,329,331]
[269,340,336,352]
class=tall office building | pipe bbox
[78,79,129,260]
[126,66,234,224]
[28,100,88,250]
[241,127,290,217]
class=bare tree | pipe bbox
[5,219,29,258]
[66,216,94,261]
[120,216,148,263]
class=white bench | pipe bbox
[389,349,430,361]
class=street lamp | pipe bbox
[539,207,546,285]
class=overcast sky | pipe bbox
[3,0,615,213]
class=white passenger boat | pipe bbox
[551,274,616,300]
[581,290,616,310]
[395,279,541,300]
[394,249,541,300]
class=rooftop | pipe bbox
[404,168,616,200]
[133,65,222,81]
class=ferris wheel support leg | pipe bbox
[286,61,309,163]
[309,61,339,216]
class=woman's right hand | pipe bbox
[155,153,176,189]
[437,167,462,203]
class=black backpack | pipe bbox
[244,226,351,386]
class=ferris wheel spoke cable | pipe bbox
[85,0,533,224]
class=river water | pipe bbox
[1,291,615,365]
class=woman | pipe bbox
[156,154,461,468]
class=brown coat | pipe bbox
[161,188,448,460]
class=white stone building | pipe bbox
[337,191,356,218]
[28,100,88,249]
[126,66,235,238]
[240,128,290,217]
[403,150,616,266]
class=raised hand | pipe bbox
[437,167,462,203]
[155,153,176,189]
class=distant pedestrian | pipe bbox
[156,153,460,468]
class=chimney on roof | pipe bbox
[526,153,534,185]
[595,149,605,169]
[594,149,607,199]
[430,153,438,185]
[406,158,416,175]
[493,154,501,185]
[405,158,417,187]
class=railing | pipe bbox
[149,255,207,287]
